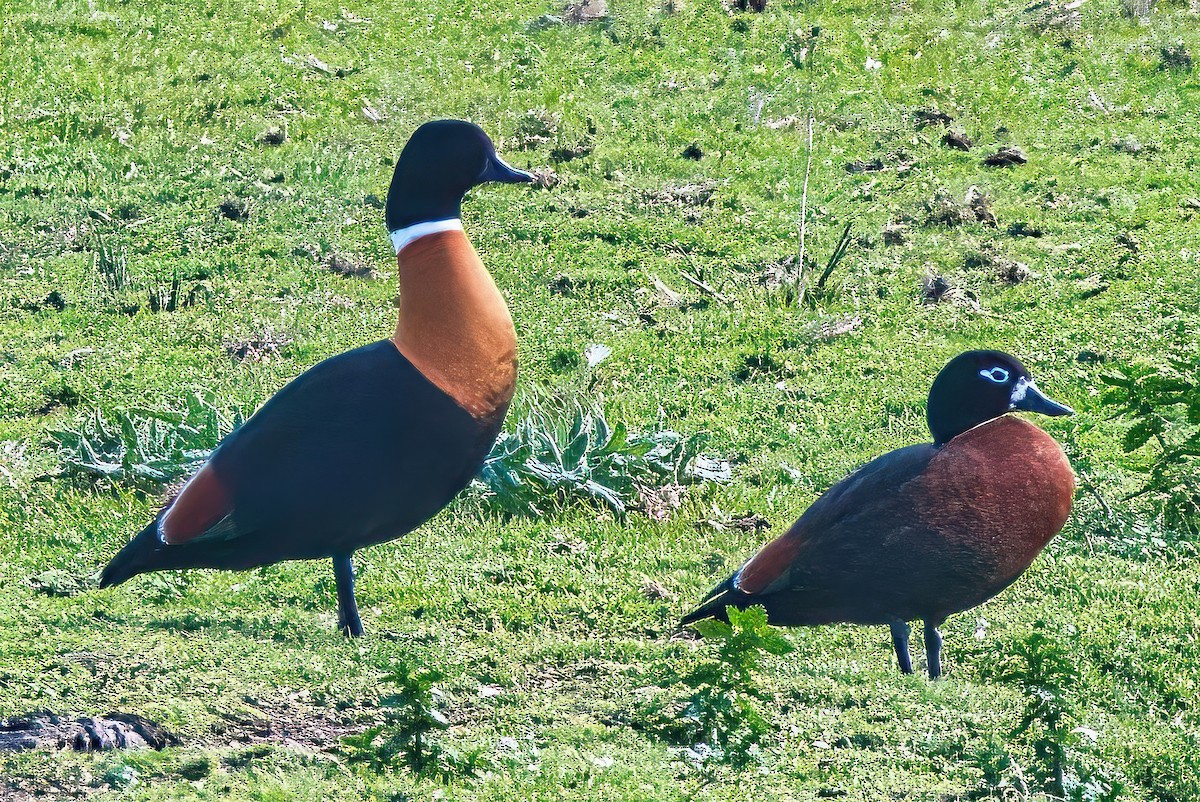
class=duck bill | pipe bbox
[1011,379,1074,417]
[479,153,534,184]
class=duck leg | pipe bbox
[924,619,945,679]
[890,621,914,674]
[333,553,364,638]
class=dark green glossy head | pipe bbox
[385,120,532,232]
[927,350,1074,445]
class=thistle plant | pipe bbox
[476,397,731,517]
[50,394,245,491]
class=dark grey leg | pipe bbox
[333,553,364,638]
[890,621,913,674]
[924,619,944,679]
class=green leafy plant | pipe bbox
[1101,352,1200,534]
[477,397,731,517]
[995,622,1079,797]
[50,394,245,491]
[340,664,482,778]
[978,622,1126,801]
[640,606,792,767]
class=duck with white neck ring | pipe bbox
[100,120,533,638]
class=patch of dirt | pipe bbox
[921,273,982,311]
[805,315,864,341]
[322,252,376,278]
[845,158,885,174]
[514,109,560,150]
[1008,221,1044,238]
[734,352,794,383]
[1025,1,1081,33]
[549,274,575,295]
[756,255,799,290]
[530,167,561,189]
[882,222,908,245]
[1160,43,1192,71]
[257,126,286,146]
[964,186,997,226]
[914,108,954,127]
[1111,134,1142,154]
[224,328,293,362]
[217,699,364,752]
[641,580,675,601]
[550,140,594,163]
[645,181,717,208]
[216,197,251,222]
[638,483,685,521]
[964,248,1034,285]
[14,290,66,313]
[923,187,996,227]
[1,712,179,752]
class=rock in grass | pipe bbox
[563,0,607,23]
[257,126,286,146]
[1160,43,1192,71]
[0,712,178,752]
[983,146,1028,167]
[942,130,973,151]
[216,197,251,222]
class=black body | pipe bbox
[100,342,505,583]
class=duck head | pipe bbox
[385,119,532,233]
[927,350,1074,445]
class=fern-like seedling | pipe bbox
[1101,353,1200,534]
[638,606,791,767]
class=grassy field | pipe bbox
[2,0,1199,798]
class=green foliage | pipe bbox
[340,664,483,779]
[982,622,1127,801]
[1101,352,1200,534]
[49,394,245,491]
[477,397,731,517]
[640,606,792,767]
[993,621,1079,797]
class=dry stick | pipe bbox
[795,28,820,306]
[677,269,732,304]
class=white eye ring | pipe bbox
[979,367,1010,384]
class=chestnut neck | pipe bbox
[390,230,517,421]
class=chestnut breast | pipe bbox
[913,415,1075,612]
[392,230,517,422]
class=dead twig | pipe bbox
[677,269,732,304]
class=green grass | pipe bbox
[2,0,1199,798]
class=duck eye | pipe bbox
[979,367,1010,384]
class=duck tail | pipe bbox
[99,519,163,588]
[680,576,752,627]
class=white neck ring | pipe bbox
[389,219,463,254]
